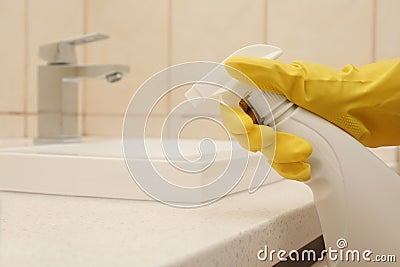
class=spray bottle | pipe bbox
[186,44,400,266]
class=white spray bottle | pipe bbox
[186,45,400,266]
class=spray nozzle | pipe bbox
[185,44,284,107]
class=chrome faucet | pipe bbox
[37,33,129,143]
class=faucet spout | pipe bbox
[71,64,130,81]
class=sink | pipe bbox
[0,139,282,202]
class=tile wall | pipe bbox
[0,0,399,139]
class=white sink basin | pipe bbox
[0,139,282,202]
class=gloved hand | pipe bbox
[225,56,400,148]
[220,104,312,182]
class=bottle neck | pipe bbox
[244,90,295,127]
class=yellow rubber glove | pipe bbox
[220,104,312,182]
[225,57,400,148]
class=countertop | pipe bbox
[0,180,321,267]
[0,139,396,266]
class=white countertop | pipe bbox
[0,138,397,266]
[0,180,321,267]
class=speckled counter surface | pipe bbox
[0,180,321,267]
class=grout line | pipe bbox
[0,112,86,116]
[0,112,26,116]
[82,0,88,136]
[167,0,173,67]
[372,0,377,62]
[0,111,143,117]
[397,147,400,174]
[23,0,29,137]
[264,0,268,43]
[85,113,167,118]
[166,0,173,123]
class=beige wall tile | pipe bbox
[174,116,229,140]
[267,0,374,68]
[3,0,389,139]
[27,0,84,113]
[84,0,169,116]
[85,114,171,138]
[169,0,265,139]
[26,114,83,138]
[26,114,37,137]
[140,112,228,140]
[0,1,25,112]
[375,0,400,60]
[0,115,24,138]
[85,115,124,137]
[171,0,265,64]
[143,115,169,138]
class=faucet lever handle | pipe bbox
[39,32,109,65]
[63,32,109,46]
